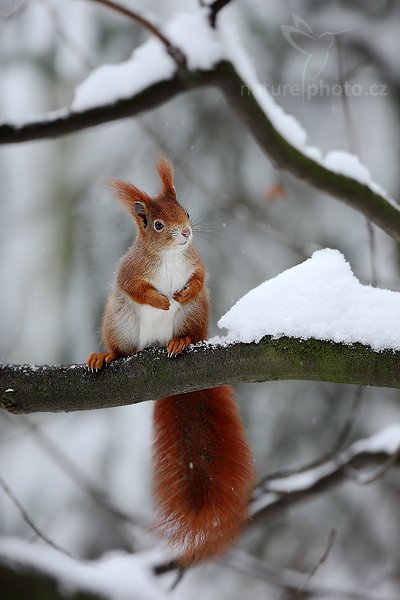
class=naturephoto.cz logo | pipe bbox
[241,14,388,100]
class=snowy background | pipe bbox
[1,0,400,598]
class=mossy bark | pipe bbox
[1,336,399,414]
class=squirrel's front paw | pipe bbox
[87,352,118,371]
[151,294,170,311]
[173,286,192,305]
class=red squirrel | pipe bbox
[87,157,255,565]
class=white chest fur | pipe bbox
[153,250,190,297]
[137,250,191,350]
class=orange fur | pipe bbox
[121,277,170,310]
[153,386,255,565]
[166,336,191,356]
[157,155,176,199]
[109,179,152,221]
[87,156,255,564]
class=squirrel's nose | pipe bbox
[181,226,191,238]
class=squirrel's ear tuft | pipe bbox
[108,179,152,228]
[157,155,175,199]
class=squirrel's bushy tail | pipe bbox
[152,386,255,565]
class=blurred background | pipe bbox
[1,0,400,597]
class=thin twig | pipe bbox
[298,528,337,595]
[88,0,186,67]
[2,412,147,531]
[0,474,75,560]
[40,0,94,72]
[208,0,234,27]
[169,567,186,591]
[366,220,378,287]
[336,41,359,155]
[26,421,146,526]
[257,385,363,486]
[336,40,378,286]
[219,549,398,600]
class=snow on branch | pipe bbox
[71,8,224,112]
[216,58,400,238]
[0,77,186,143]
[251,425,400,523]
[216,249,400,351]
[0,540,164,600]
[1,9,399,238]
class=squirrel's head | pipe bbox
[110,156,192,252]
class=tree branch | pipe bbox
[1,60,399,239]
[212,62,400,240]
[259,385,363,482]
[250,433,400,524]
[1,336,400,414]
[0,475,75,559]
[0,76,186,143]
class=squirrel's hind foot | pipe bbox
[86,352,119,370]
[166,336,191,357]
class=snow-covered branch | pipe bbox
[1,9,400,239]
[0,555,102,600]
[214,61,400,240]
[0,76,186,143]
[0,542,162,600]
[251,425,400,523]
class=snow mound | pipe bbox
[218,249,400,351]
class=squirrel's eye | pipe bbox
[186,211,190,219]
[154,220,165,231]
